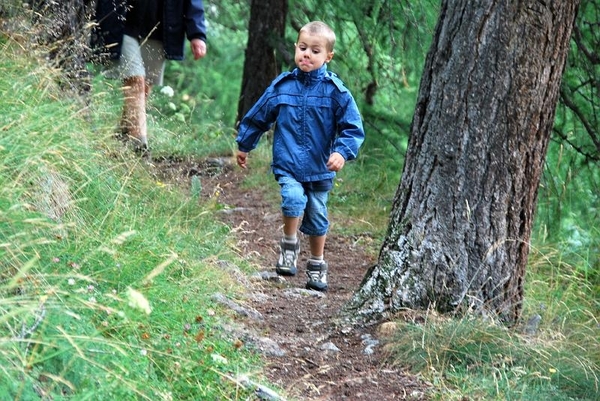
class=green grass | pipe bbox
[381,244,599,401]
[0,40,265,400]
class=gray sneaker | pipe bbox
[306,260,328,291]
[275,239,300,276]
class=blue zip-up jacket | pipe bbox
[236,65,365,183]
[92,0,206,61]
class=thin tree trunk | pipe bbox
[344,0,580,325]
[236,0,287,126]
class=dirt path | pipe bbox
[154,156,430,400]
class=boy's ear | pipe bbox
[326,51,334,63]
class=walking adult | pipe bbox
[92,0,207,154]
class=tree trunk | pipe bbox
[344,0,580,325]
[236,0,287,126]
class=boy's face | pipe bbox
[295,32,334,73]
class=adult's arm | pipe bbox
[185,0,207,42]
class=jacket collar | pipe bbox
[294,64,328,85]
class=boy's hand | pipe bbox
[327,152,345,172]
[236,151,248,169]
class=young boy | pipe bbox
[235,21,365,291]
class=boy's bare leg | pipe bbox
[282,215,299,237]
[308,235,326,258]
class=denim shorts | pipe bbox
[103,35,166,86]
[277,175,330,236]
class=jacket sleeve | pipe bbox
[236,86,279,153]
[333,93,365,161]
[185,0,207,41]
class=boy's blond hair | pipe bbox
[299,21,336,52]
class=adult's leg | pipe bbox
[118,36,165,153]
[116,35,149,151]
[121,75,148,150]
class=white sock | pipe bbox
[309,255,323,263]
[283,235,297,243]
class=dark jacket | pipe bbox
[237,64,365,183]
[92,0,206,61]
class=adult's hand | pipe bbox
[190,39,207,60]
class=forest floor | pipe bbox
[153,155,432,401]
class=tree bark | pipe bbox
[344,0,580,325]
[235,0,287,126]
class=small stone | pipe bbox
[377,321,398,337]
[524,314,541,335]
[320,341,341,352]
